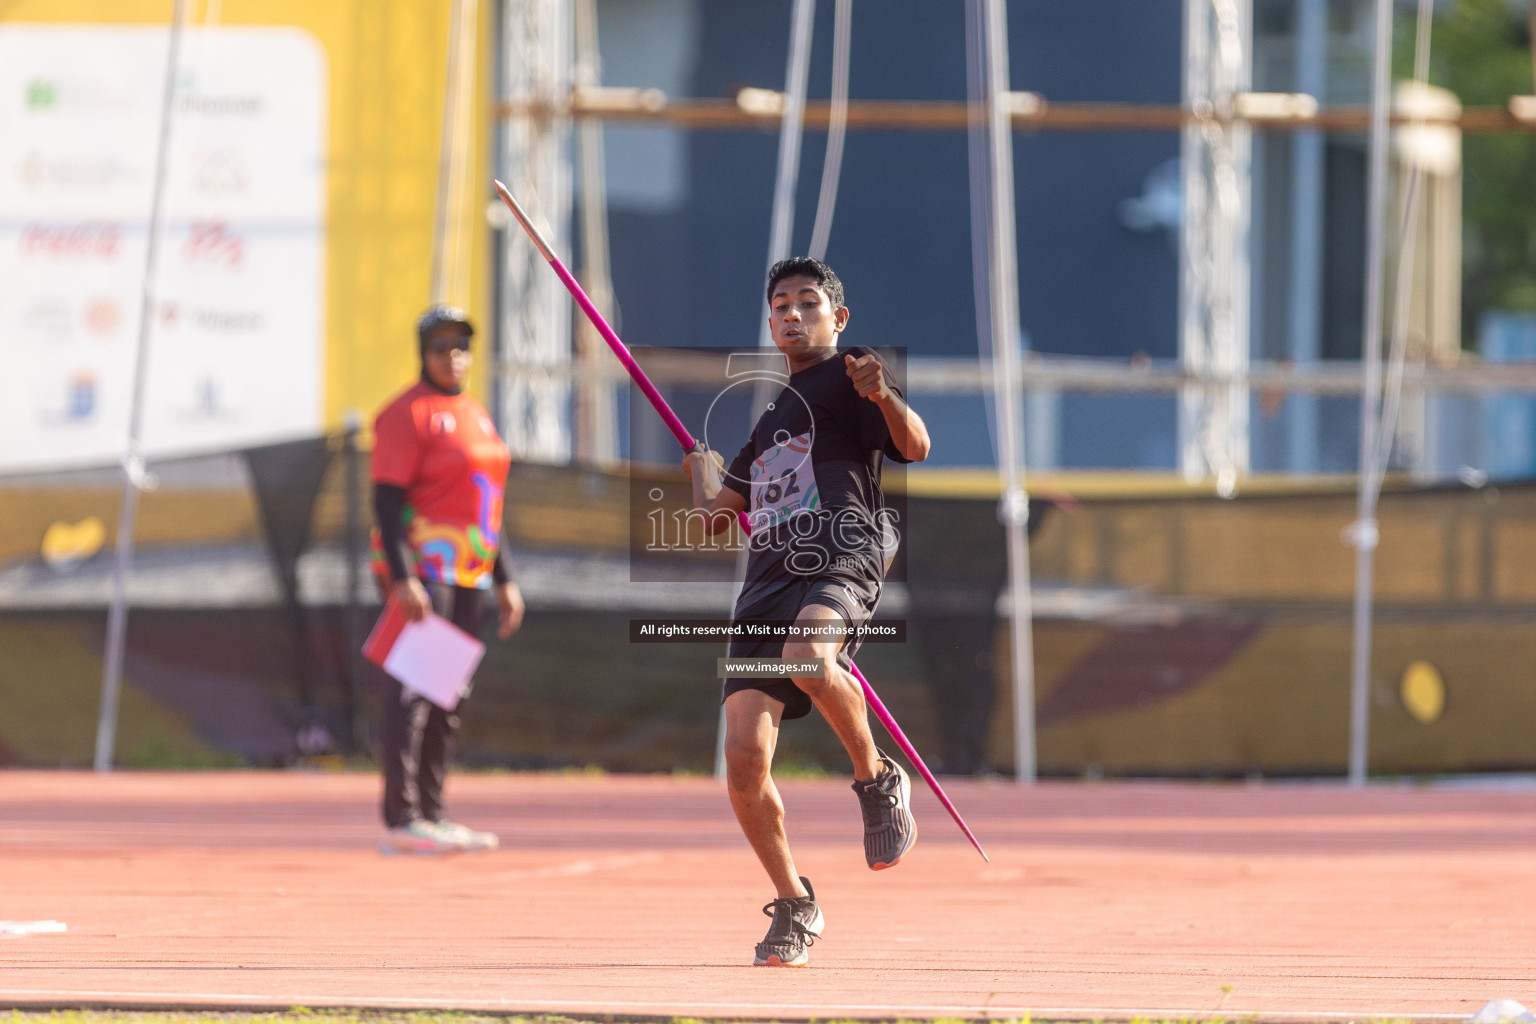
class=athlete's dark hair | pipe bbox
[766,257,845,311]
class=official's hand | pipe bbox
[392,577,431,622]
[495,582,525,638]
[845,353,893,403]
[682,449,724,481]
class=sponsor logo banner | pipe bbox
[0,25,328,471]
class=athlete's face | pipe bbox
[768,274,849,370]
[422,325,472,391]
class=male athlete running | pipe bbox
[684,257,931,966]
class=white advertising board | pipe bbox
[0,25,327,473]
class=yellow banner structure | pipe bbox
[1,0,494,439]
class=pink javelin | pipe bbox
[493,179,989,863]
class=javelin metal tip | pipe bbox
[491,180,556,262]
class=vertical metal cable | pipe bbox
[763,0,816,274]
[432,0,471,301]
[965,0,999,460]
[807,0,851,261]
[1348,0,1435,785]
[97,0,190,772]
[1374,0,1436,487]
[1347,0,1396,787]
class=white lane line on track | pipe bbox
[0,990,1473,1020]
[0,921,67,937]
[473,851,663,882]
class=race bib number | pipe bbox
[750,431,819,529]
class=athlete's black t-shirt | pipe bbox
[723,345,910,598]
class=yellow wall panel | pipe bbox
[1111,506,1173,590]
[1494,520,1536,600]
[1374,517,1448,600]
[1454,516,1482,601]
[1180,507,1356,599]
[1030,618,1536,775]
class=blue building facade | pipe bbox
[587,0,1405,472]
[592,0,1185,468]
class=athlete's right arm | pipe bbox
[682,450,746,534]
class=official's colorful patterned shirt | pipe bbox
[370,381,511,590]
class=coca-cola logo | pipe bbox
[182,221,244,270]
[19,222,121,258]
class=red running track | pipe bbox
[1,770,1533,1021]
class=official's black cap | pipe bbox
[416,304,475,347]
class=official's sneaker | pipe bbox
[852,752,917,869]
[434,819,499,852]
[379,819,458,855]
[753,876,824,967]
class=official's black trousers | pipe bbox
[380,580,486,828]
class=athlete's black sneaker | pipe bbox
[852,752,917,869]
[753,876,824,967]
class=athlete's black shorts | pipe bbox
[722,573,882,720]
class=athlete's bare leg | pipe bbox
[722,688,808,900]
[784,602,882,782]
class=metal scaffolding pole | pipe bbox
[499,94,1536,134]
[1286,0,1326,474]
[506,352,1536,399]
[572,0,618,464]
[1180,0,1252,496]
[498,0,573,461]
[967,0,1036,783]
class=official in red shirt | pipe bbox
[371,304,524,855]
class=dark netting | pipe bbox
[4,448,1535,777]
[245,436,342,728]
[0,434,360,767]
